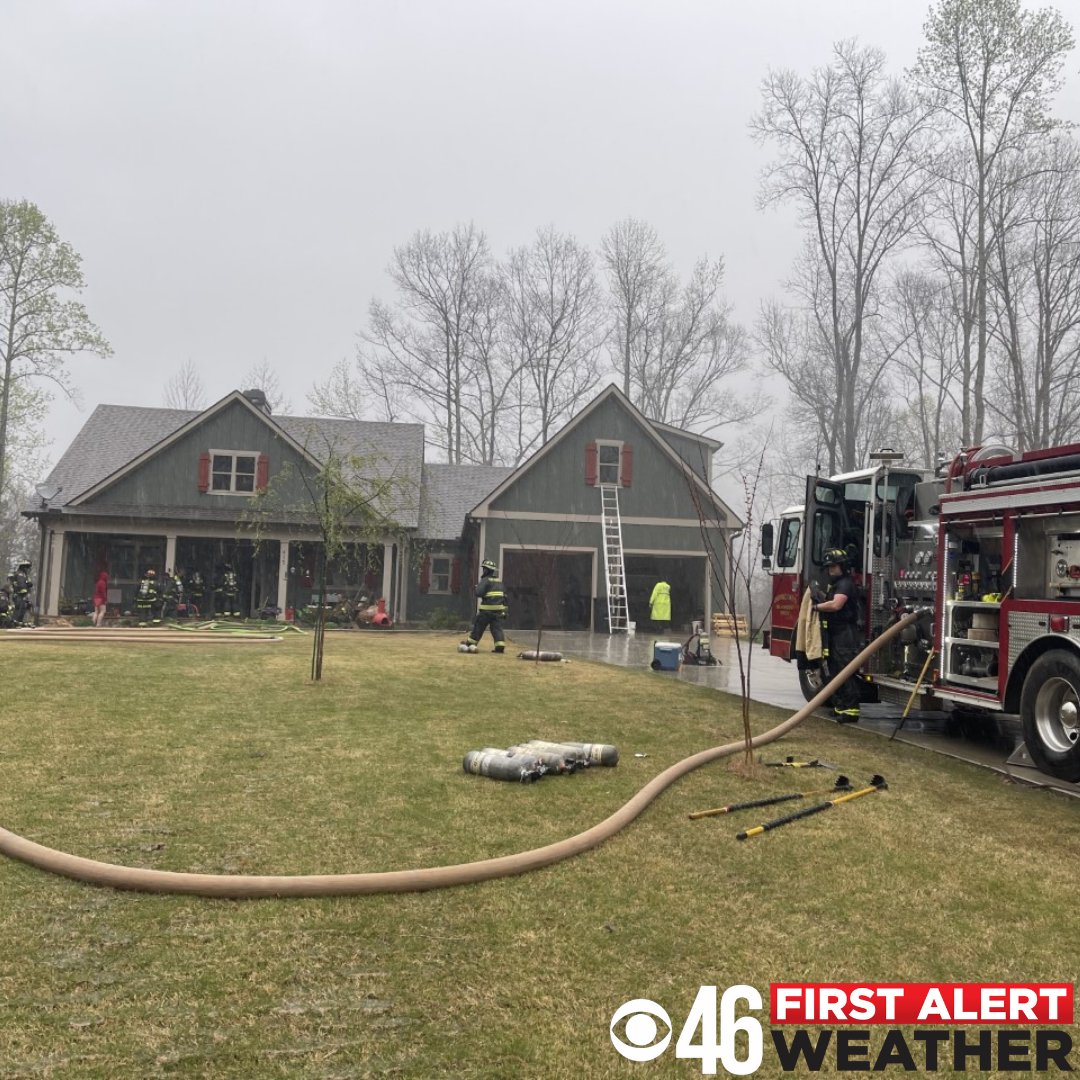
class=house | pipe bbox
[26,384,741,630]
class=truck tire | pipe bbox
[1020,650,1080,782]
[799,663,827,703]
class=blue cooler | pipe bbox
[651,642,682,671]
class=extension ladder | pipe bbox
[600,484,629,634]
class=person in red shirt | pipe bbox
[92,571,109,627]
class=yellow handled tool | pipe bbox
[736,775,887,840]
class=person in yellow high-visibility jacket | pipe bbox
[649,579,671,633]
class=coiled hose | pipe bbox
[0,612,920,898]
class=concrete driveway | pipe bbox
[532,628,1080,798]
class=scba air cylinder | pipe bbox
[524,739,620,767]
[504,744,585,774]
[463,749,545,783]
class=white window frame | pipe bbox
[595,440,623,486]
[430,554,452,595]
[209,449,259,495]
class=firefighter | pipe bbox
[162,569,186,620]
[461,558,508,654]
[813,547,862,720]
[184,567,205,616]
[215,564,241,618]
[135,568,161,625]
[0,584,13,628]
[11,558,33,625]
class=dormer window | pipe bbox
[198,450,269,495]
[214,452,256,492]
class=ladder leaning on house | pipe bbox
[600,484,629,634]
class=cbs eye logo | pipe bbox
[609,998,672,1061]
[609,985,764,1074]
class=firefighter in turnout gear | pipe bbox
[11,559,33,625]
[215,564,241,618]
[813,547,862,720]
[461,559,508,653]
[136,568,161,625]
[184,567,205,616]
[0,584,14,628]
[162,569,186,620]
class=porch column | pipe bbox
[704,554,713,631]
[397,539,408,622]
[165,534,177,574]
[46,529,66,617]
[381,541,392,607]
[276,540,290,620]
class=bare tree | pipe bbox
[502,226,605,448]
[986,136,1080,449]
[916,145,981,448]
[600,218,667,399]
[459,269,518,466]
[753,41,935,473]
[163,358,207,410]
[241,359,292,413]
[912,0,1076,444]
[601,220,761,434]
[308,357,402,424]
[248,433,412,681]
[359,224,492,464]
[685,441,771,764]
[878,270,965,469]
[632,258,762,434]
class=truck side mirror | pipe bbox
[761,523,774,569]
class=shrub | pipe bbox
[426,607,463,631]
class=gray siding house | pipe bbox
[27,385,740,630]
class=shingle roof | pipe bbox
[42,404,198,509]
[418,463,514,539]
[39,400,427,528]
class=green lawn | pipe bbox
[0,631,1076,1078]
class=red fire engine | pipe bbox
[763,443,1080,782]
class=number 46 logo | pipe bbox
[609,985,764,1075]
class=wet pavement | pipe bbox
[532,629,806,711]
[536,629,1080,798]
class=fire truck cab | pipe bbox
[763,444,1080,783]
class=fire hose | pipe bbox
[0,611,922,898]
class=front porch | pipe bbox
[38,527,402,620]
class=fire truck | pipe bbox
[762,443,1080,783]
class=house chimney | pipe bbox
[242,388,271,415]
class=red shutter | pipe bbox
[419,556,430,594]
[585,441,598,486]
[451,557,462,595]
[256,453,269,492]
[621,443,633,487]
[197,452,210,493]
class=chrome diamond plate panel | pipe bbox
[1008,610,1080,669]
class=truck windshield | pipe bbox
[776,519,800,568]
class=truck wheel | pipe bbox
[799,663,828,703]
[1020,650,1080,783]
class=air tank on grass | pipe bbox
[463,748,545,783]
[524,739,620,767]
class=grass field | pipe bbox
[0,630,1077,1078]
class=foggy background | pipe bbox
[3,0,1079,482]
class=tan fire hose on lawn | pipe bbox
[0,612,922,898]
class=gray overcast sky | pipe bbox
[4,0,1079,472]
